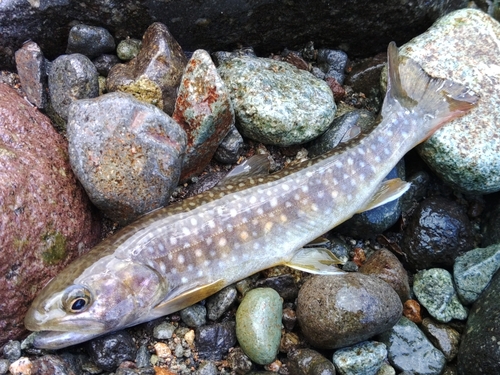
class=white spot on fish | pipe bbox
[219,237,227,247]
[257,208,264,215]
[181,277,188,284]
[334,160,342,168]
[347,194,352,201]
[226,224,234,232]
[195,249,203,257]
[159,262,166,273]
[384,148,391,155]
[285,201,292,208]
[282,184,290,191]
[359,173,365,181]
[317,191,324,198]
[206,237,213,246]
[208,220,216,229]
[182,227,191,236]
[187,264,194,271]
[197,270,204,277]
[301,185,309,193]
[358,148,365,155]
[359,161,365,168]
[190,218,197,226]
[333,178,339,185]
[178,254,185,264]
[294,194,300,201]
[249,196,257,204]
[209,250,216,257]
[311,203,318,212]
[230,208,237,217]
[168,253,173,261]
[270,197,278,208]
[374,155,381,163]
[170,237,177,246]
[204,260,211,267]
[347,158,353,165]
[148,246,155,254]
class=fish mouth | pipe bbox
[31,330,105,350]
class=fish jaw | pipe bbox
[30,329,105,350]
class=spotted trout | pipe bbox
[25,43,478,349]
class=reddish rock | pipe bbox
[0,83,101,346]
[403,299,423,324]
[107,22,187,115]
[173,49,234,181]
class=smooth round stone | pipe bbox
[287,348,336,375]
[378,317,446,375]
[206,285,238,321]
[296,273,402,349]
[332,341,387,375]
[66,24,115,58]
[218,56,335,147]
[420,318,460,362]
[153,322,176,340]
[87,331,137,372]
[453,243,500,305]
[413,268,468,323]
[116,38,142,61]
[235,288,283,365]
[180,304,207,327]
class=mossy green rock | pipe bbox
[236,288,282,365]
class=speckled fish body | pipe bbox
[25,43,478,349]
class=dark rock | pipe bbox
[214,124,244,164]
[31,355,77,375]
[0,83,101,346]
[400,170,431,213]
[287,348,337,375]
[316,49,348,84]
[180,304,207,328]
[107,22,187,115]
[14,40,48,109]
[227,347,253,374]
[66,24,115,58]
[255,274,299,301]
[195,321,237,360]
[48,53,99,121]
[296,273,402,349]
[92,54,120,77]
[481,201,500,247]
[2,340,21,362]
[421,318,460,362]
[206,285,238,321]
[282,306,297,331]
[172,49,234,181]
[345,52,387,97]
[457,270,500,375]
[87,331,137,372]
[401,197,475,270]
[67,92,186,225]
[359,248,411,303]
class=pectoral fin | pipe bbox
[357,178,410,213]
[285,247,345,275]
[153,279,225,315]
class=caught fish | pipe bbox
[24,43,478,349]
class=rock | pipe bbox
[413,268,468,323]
[87,331,137,372]
[399,171,431,214]
[296,273,402,349]
[153,322,176,340]
[255,274,299,301]
[420,318,460,362]
[398,8,500,193]
[67,92,186,225]
[30,355,76,375]
[0,83,101,346]
[236,288,283,365]
[107,22,187,115]
[403,300,423,324]
[457,269,500,375]
[179,304,207,328]
[401,197,474,270]
[172,49,234,181]
[9,357,32,375]
[0,360,9,375]
[332,341,387,375]
[453,243,500,304]
[316,49,349,84]
[359,249,410,303]
[196,361,219,375]
[227,347,253,374]
[135,345,151,368]
[116,38,142,61]
[282,306,297,331]
[14,40,48,109]
[195,321,236,360]
[214,124,244,164]
[66,24,115,58]
[345,52,387,98]
[481,202,500,247]
[3,340,21,362]
[378,317,446,375]
[92,54,120,77]
[287,348,336,375]
[218,56,335,146]
[206,285,238,321]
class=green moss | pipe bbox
[41,231,67,265]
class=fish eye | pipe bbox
[62,285,93,313]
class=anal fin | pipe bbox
[285,247,345,275]
[357,178,410,213]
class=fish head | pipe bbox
[24,256,168,349]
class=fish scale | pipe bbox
[24,43,479,349]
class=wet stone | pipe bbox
[196,361,218,375]
[31,355,77,375]
[116,38,142,61]
[481,201,500,247]
[48,53,99,121]
[14,40,48,109]
[378,317,446,375]
[282,306,297,331]
[195,321,236,360]
[92,54,120,77]
[401,197,474,270]
[345,52,387,98]
[87,331,137,372]
[287,348,336,375]
[67,92,186,225]
[0,360,8,375]
[453,243,500,305]
[206,285,238,321]
[403,300,423,324]
[135,345,151,368]
[173,49,234,181]
[66,24,115,58]
[332,341,387,375]
[153,322,176,340]
[359,248,410,303]
[316,49,349,84]
[236,288,283,365]
[107,22,187,115]
[255,274,299,301]
[413,268,468,323]
[420,318,460,362]
[297,273,402,349]
[218,55,335,147]
[377,363,396,375]
[227,347,253,374]
[180,304,207,327]
[3,340,21,362]
[214,124,244,164]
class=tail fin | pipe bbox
[382,42,479,141]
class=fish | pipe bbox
[24,42,479,349]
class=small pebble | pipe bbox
[92,54,120,76]
[180,304,207,327]
[227,347,253,374]
[206,285,238,321]
[196,361,218,375]
[9,357,32,375]
[332,341,387,375]
[279,332,301,354]
[214,124,244,164]
[255,274,299,301]
[3,340,21,362]
[87,331,137,372]
[287,348,336,375]
[116,38,142,61]
[154,342,171,359]
[153,322,177,340]
[282,306,297,331]
[403,299,422,324]
[377,363,396,375]
[184,330,195,346]
[135,345,151,368]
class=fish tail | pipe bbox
[382,42,479,142]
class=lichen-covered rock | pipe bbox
[297,273,402,349]
[107,22,187,115]
[67,92,186,225]
[173,49,234,181]
[0,83,101,346]
[218,56,335,146]
[399,8,500,194]
[332,341,387,375]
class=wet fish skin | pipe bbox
[24,43,479,349]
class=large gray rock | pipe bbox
[0,0,468,70]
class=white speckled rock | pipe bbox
[218,56,335,147]
[398,8,500,193]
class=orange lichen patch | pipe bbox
[403,299,423,324]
